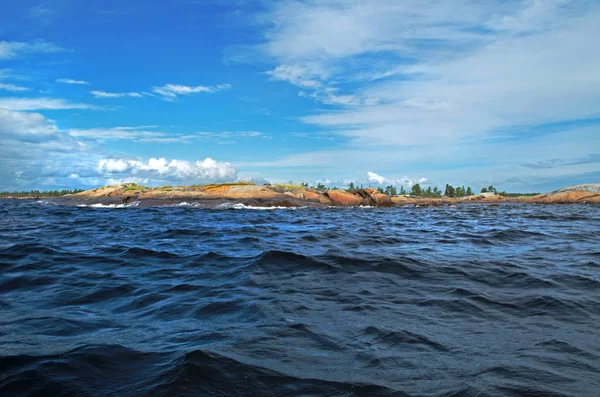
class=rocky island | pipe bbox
[24,182,600,207]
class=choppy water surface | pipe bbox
[1,201,599,396]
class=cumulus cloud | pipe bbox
[57,78,89,85]
[366,171,385,184]
[91,90,142,98]
[0,83,30,92]
[96,157,238,185]
[152,83,231,99]
[367,171,426,187]
[0,108,59,140]
[0,108,98,191]
[0,108,246,190]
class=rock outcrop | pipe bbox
[528,188,600,204]
[325,190,363,206]
[50,182,600,207]
[355,188,393,206]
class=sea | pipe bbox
[1,200,599,396]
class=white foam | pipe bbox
[36,200,58,206]
[216,202,304,210]
[77,201,140,208]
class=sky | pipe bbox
[1,0,599,192]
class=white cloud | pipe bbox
[91,90,142,98]
[237,131,262,137]
[0,40,64,59]
[366,171,385,184]
[67,126,166,141]
[253,0,600,147]
[97,157,238,184]
[152,83,231,99]
[57,78,89,85]
[367,171,424,186]
[266,64,326,89]
[0,109,244,190]
[0,108,59,140]
[0,108,99,191]
[0,97,96,111]
[28,6,57,24]
[65,127,266,143]
[0,83,30,92]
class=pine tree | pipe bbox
[411,183,422,196]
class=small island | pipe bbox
[3,182,599,207]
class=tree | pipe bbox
[481,187,487,193]
[347,182,355,191]
[432,186,440,197]
[444,184,455,197]
[411,183,422,196]
[425,186,433,197]
[466,186,473,196]
[377,187,385,194]
[456,186,464,197]
[384,185,397,196]
[399,186,406,195]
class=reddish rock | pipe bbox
[370,192,393,206]
[325,190,363,206]
[356,188,393,206]
[303,190,333,205]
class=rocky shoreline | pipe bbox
[8,182,598,207]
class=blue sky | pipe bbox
[1,0,599,192]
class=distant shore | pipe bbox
[4,183,598,207]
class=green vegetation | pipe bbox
[480,185,497,194]
[123,184,148,191]
[384,185,397,196]
[498,192,541,198]
[191,182,256,189]
[299,182,330,190]
[442,184,473,198]
[271,183,304,193]
[157,185,173,190]
[0,189,84,198]
[273,183,304,190]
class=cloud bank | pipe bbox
[96,157,237,185]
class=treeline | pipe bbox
[299,181,529,198]
[0,189,84,198]
[299,181,498,197]
[374,184,475,197]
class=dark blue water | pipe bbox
[1,200,599,396]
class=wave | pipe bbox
[2,200,600,396]
[0,345,402,397]
[216,202,306,210]
[76,201,140,208]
